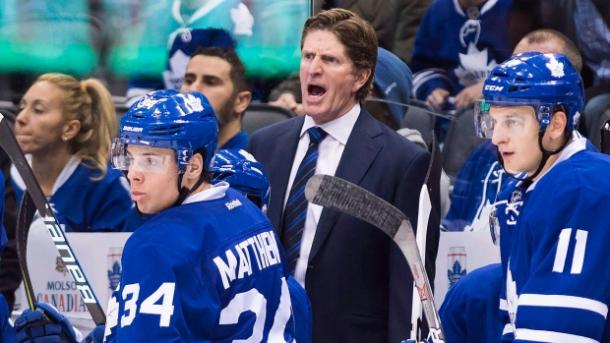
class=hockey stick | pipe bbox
[304,174,445,342]
[0,113,106,325]
[411,185,432,340]
[16,192,37,310]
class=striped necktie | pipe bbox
[282,126,327,272]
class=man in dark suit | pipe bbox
[248,9,439,342]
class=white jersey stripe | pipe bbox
[516,329,599,343]
[499,298,508,311]
[519,293,608,318]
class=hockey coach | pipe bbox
[248,8,439,343]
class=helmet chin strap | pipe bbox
[497,129,571,189]
[174,173,207,207]
[173,150,209,207]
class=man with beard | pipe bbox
[182,47,252,150]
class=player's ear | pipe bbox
[549,110,568,139]
[234,90,252,116]
[186,153,204,179]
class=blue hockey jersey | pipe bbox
[496,135,610,342]
[10,156,132,232]
[104,183,295,342]
[411,0,511,100]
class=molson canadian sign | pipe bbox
[13,217,130,333]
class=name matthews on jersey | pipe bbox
[213,230,282,289]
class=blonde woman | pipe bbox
[11,73,132,232]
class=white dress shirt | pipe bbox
[284,103,361,286]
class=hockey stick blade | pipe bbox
[0,113,106,325]
[305,174,445,342]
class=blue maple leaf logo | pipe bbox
[107,261,122,290]
[447,260,467,286]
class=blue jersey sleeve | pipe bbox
[507,170,610,342]
[440,263,504,343]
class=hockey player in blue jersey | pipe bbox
[442,29,585,232]
[105,89,295,341]
[475,51,610,342]
[211,148,312,343]
[12,145,309,342]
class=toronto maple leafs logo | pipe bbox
[181,93,204,113]
[546,56,565,78]
[136,96,159,110]
[454,43,498,87]
[163,49,190,90]
[107,261,122,291]
[448,260,467,287]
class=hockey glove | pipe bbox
[15,302,78,343]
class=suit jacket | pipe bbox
[248,108,439,342]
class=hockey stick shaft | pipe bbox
[411,185,432,340]
[305,174,445,342]
[16,193,37,310]
[0,114,106,325]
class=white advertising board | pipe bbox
[13,217,131,333]
[433,230,501,307]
